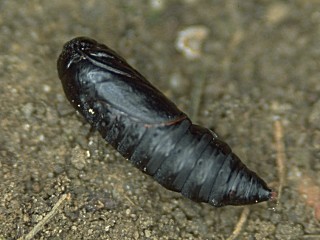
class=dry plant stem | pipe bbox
[273,120,286,203]
[226,207,250,240]
[18,193,71,240]
[302,234,320,239]
[190,71,206,122]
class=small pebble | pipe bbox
[176,25,209,60]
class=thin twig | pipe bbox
[226,207,250,240]
[190,72,206,122]
[302,235,320,239]
[273,120,286,203]
[19,193,71,240]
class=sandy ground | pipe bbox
[0,1,319,239]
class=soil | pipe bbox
[0,1,319,239]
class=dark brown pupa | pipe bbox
[57,37,274,207]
